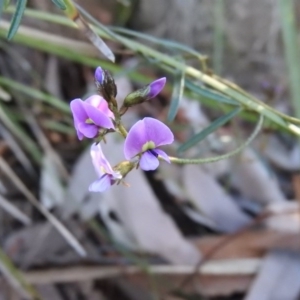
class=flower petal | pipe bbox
[84,103,115,129]
[124,119,148,159]
[76,129,84,140]
[90,143,114,176]
[85,95,115,119]
[148,77,166,99]
[139,151,160,171]
[154,149,170,163]
[143,117,174,147]
[89,174,112,192]
[70,98,88,125]
[85,95,102,107]
[78,123,98,138]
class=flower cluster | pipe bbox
[70,67,174,192]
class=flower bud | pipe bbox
[122,77,166,108]
[94,67,117,107]
[95,66,104,84]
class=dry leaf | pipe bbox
[230,148,286,205]
[182,164,251,232]
[40,154,64,210]
[245,250,300,300]
[265,202,300,233]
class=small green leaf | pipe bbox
[178,107,242,153]
[51,0,66,10]
[7,0,27,40]
[167,71,185,122]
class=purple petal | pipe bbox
[143,117,174,147]
[153,149,170,163]
[85,95,102,107]
[84,103,115,129]
[124,119,148,160]
[90,143,114,176]
[70,99,88,125]
[97,99,114,119]
[76,129,84,140]
[89,174,112,192]
[78,123,98,138]
[95,66,104,84]
[85,95,114,119]
[148,77,166,99]
[139,151,160,171]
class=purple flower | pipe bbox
[70,95,115,140]
[147,77,166,99]
[124,117,174,171]
[89,143,122,192]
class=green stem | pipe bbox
[169,114,264,164]
[118,123,128,138]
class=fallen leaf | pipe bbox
[182,164,251,232]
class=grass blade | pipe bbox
[178,107,242,153]
[0,157,87,257]
[0,122,36,176]
[63,0,115,62]
[0,76,70,113]
[186,80,239,106]
[277,0,300,119]
[51,0,66,10]
[7,0,27,40]
[167,71,185,122]
[0,103,42,164]
[0,247,41,299]
[0,194,31,225]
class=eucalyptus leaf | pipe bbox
[51,0,66,10]
[7,0,27,40]
[178,107,242,153]
[167,71,185,122]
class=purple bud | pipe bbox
[148,77,166,99]
[95,67,104,84]
[122,77,167,109]
[94,67,117,108]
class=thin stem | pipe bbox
[169,114,264,164]
[117,123,128,138]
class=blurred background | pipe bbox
[0,0,300,299]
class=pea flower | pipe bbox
[124,117,174,171]
[89,143,122,192]
[70,95,115,140]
